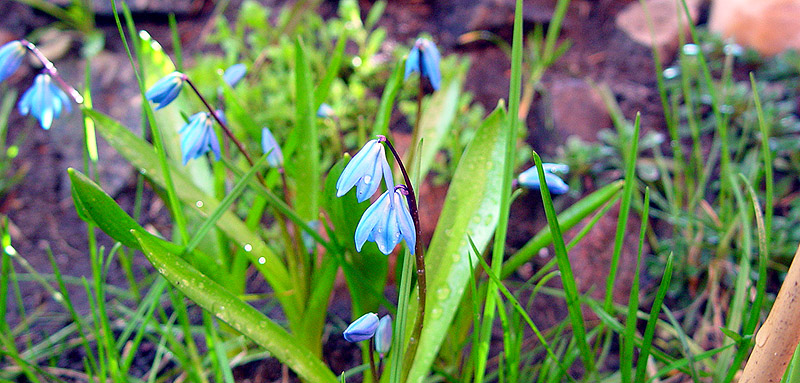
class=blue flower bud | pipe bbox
[336,137,395,203]
[222,63,247,87]
[261,127,284,167]
[354,185,416,255]
[18,73,72,130]
[375,315,392,357]
[145,71,186,110]
[518,163,569,195]
[404,38,442,90]
[179,112,221,165]
[343,312,379,342]
[0,41,26,83]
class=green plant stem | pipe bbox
[381,136,426,377]
[21,40,84,105]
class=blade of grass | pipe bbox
[633,252,674,382]
[532,151,593,372]
[621,188,649,383]
[502,181,623,278]
[469,236,576,383]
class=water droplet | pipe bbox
[436,287,450,301]
[452,253,461,263]
[431,308,443,319]
[444,229,452,237]
[682,43,700,56]
[219,305,225,311]
[243,243,252,252]
[662,67,680,79]
[4,245,17,255]
[53,292,63,302]
[139,169,147,175]
[363,175,372,184]
[195,200,204,208]
[258,257,266,265]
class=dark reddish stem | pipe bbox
[379,135,426,374]
[21,40,84,105]
[185,78,255,167]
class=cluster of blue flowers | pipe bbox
[0,40,75,130]
[343,312,392,357]
[335,136,416,255]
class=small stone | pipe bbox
[615,0,702,62]
[549,78,611,143]
[709,0,800,56]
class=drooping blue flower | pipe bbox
[0,41,25,83]
[336,137,394,203]
[343,312,380,343]
[316,103,334,118]
[18,73,71,130]
[354,185,416,255]
[222,63,247,87]
[404,38,442,90]
[375,315,392,357]
[518,163,569,195]
[145,71,186,110]
[261,127,283,167]
[179,112,221,165]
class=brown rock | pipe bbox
[549,78,611,143]
[709,0,800,56]
[615,0,702,62]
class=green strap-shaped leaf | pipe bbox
[406,103,507,382]
[414,58,470,182]
[84,108,300,321]
[132,230,338,383]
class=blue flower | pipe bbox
[222,63,246,87]
[0,41,25,83]
[375,315,392,357]
[179,112,221,165]
[336,137,394,203]
[343,312,379,342]
[316,103,334,118]
[355,185,416,255]
[261,127,283,167]
[18,73,71,130]
[404,38,442,90]
[145,71,186,110]
[518,163,569,195]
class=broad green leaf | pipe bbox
[414,58,470,182]
[68,168,220,278]
[406,103,507,382]
[68,168,166,252]
[132,230,338,383]
[84,108,300,321]
[285,37,319,221]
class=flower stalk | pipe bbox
[380,136,427,373]
[184,77,256,168]
[21,40,84,105]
